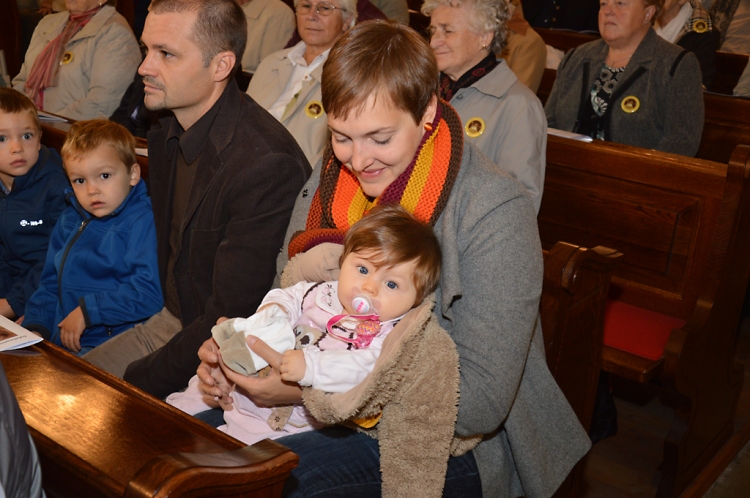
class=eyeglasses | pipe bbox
[295,2,346,16]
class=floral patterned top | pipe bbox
[586,64,626,140]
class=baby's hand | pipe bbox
[58,307,86,353]
[279,350,306,383]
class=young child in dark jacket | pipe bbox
[0,88,68,321]
[24,120,163,355]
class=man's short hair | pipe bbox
[150,0,247,75]
[341,204,442,304]
[61,120,137,171]
[0,88,41,133]
[322,20,438,125]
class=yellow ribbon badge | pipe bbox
[465,117,485,138]
[305,100,324,119]
[621,96,640,113]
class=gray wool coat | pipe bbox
[276,144,591,497]
[450,61,547,213]
[545,28,704,157]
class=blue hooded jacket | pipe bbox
[0,145,68,317]
[23,178,163,350]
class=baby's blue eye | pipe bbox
[386,281,397,289]
[358,266,368,275]
[0,136,6,142]
[22,133,33,140]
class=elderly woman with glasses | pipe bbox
[423,0,546,213]
[247,0,356,168]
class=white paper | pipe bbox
[548,128,594,142]
[37,111,68,122]
[0,315,43,351]
[135,147,148,157]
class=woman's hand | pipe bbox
[219,336,303,406]
[197,337,235,404]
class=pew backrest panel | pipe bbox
[539,136,732,320]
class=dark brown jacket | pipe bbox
[124,81,311,398]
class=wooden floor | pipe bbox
[579,321,750,497]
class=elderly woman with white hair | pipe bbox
[247,0,356,168]
[422,0,546,213]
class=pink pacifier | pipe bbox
[326,295,381,349]
[352,295,374,314]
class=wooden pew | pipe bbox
[0,342,298,497]
[539,136,750,497]
[535,27,598,52]
[541,242,623,498]
[712,51,749,95]
[698,92,750,164]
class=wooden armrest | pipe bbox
[601,345,664,383]
[125,441,298,498]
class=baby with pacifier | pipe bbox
[167,204,442,444]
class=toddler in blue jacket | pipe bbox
[0,88,68,321]
[24,120,163,355]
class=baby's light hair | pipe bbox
[0,88,41,133]
[341,205,442,304]
[61,120,136,172]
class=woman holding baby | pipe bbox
[194,19,589,497]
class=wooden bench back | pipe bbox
[0,342,297,497]
[712,51,749,95]
[539,136,740,320]
[698,93,750,164]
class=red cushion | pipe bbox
[603,300,687,361]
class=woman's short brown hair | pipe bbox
[61,120,136,171]
[0,88,41,133]
[322,19,438,125]
[340,204,442,305]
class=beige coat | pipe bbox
[503,26,547,93]
[240,0,295,74]
[247,46,329,168]
[13,6,141,121]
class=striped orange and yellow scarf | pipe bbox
[289,100,463,257]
